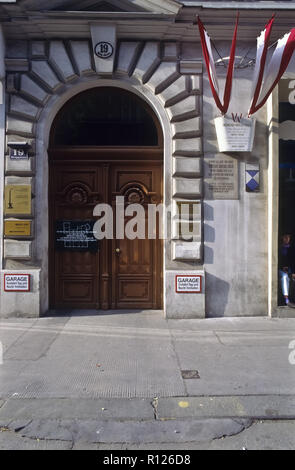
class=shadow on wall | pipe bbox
[203,202,215,264]
[205,272,230,318]
[203,235,214,264]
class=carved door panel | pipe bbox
[111,163,163,309]
[49,159,163,310]
[49,162,102,309]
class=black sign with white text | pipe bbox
[55,220,99,252]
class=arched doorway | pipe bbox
[48,87,163,311]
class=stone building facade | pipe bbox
[0,0,294,318]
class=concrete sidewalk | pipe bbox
[1,311,295,398]
[0,311,295,449]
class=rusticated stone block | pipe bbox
[49,41,76,82]
[172,199,202,220]
[5,59,29,72]
[20,75,49,105]
[31,61,62,92]
[6,74,17,93]
[70,41,94,75]
[6,116,34,137]
[180,61,202,75]
[133,42,161,83]
[0,269,41,318]
[5,175,34,186]
[5,155,35,174]
[173,177,202,198]
[159,75,188,107]
[173,137,202,156]
[165,269,205,319]
[10,95,40,121]
[172,241,202,261]
[173,157,202,177]
[116,42,142,76]
[31,41,46,58]
[168,96,199,122]
[163,43,179,61]
[90,24,117,75]
[4,240,32,260]
[147,62,179,94]
[172,117,202,138]
[172,219,202,241]
[191,75,202,94]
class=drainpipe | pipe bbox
[0,24,5,269]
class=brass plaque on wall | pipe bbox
[4,220,32,237]
[4,185,31,215]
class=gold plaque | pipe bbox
[4,220,32,237]
[4,185,31,215]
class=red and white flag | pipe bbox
[248,15,275,116]
[198,15,239,115]
[249,19,295,115]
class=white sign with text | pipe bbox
[215,114,256,152]
[175,275,202,294]
[4,274,30,292]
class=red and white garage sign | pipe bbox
[175,275,202,294]
[4,274,30,292]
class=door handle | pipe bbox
[115,248,121,254]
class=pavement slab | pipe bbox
[168,317,295,332]
[4,331,61,361]
[171,337,295,396]
[156,395,295,420]
[0,314,186,399]
[5,417,252,444]
[0,429,72,450]
[0,328,30,354]
[73,420,295,450]
[0,398,154,421]
[193,420,295,450]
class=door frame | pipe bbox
[32,77,174,315]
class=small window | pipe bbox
[51,87,160,147]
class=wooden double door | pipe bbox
[49,152,163,310]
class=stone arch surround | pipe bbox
[4,39,203,316]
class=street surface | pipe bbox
[0,311,295,450]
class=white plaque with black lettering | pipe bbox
[4,273,30,292]
[215,114,256,152]
[175,275,202,294]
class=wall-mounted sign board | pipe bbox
[214,115,256,152]
[95,42,114,59]
[9,148,29,160]
[8,142,30,160]
[55,220,99,252]
[205,155,238,200]
[175,275,202,294]
[4,220,32,237]
[4,273,30,292]
[4,185,31,215]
